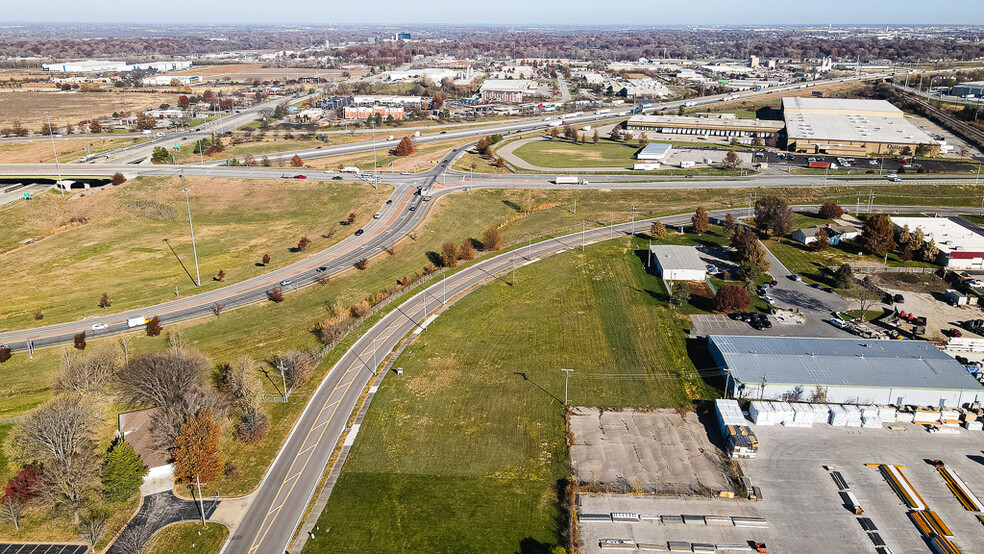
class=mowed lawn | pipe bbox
[305,237,712,554]
[512,139,642,168]
[0,175,389,330]
[147,522,228,554]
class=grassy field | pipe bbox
[511,139,642,168]
[305,137,475,172]
[0,176,389,331]
[304,236,712,554]
[0,136,148,163]
[0,90,182,129]
[764,237,937,287]
[147,522,228,554]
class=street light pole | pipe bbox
[527,233,532,260]
[198,139,205,167]
[45,111,64,196]
[561,368,574,405]
[194,475,207,528]
[181,188,201,286]
[277,359,288,402]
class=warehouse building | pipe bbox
[782,97,939,157]
[708,335,984,407]
[42,60,192,73]
[650,245,706,281]
[480,79,541,102]
[625,114,784,140]
[892,217,984,270]
[637,142,672,161]
[951,82,984,98]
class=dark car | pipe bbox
[294,175,306,179]
[729,313,744,321]
[316,266,327,272]
[332,175,343,180]
[893,293,904,303]
[685,174,694,178]
[808,283,822,290]
[385,199,393,205]
[409,206,416,211]
[823,287,834,293]
[316,146,323,149]
[354,229,364,236]
[770,280,778,287]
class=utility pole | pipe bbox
[868,189,873,213]
[45,111,64,196]
[630,204,636,236]
[197,139,205,167]
[511,253,515,285]
[582,220,585,251]
[573,188,577,214]
[527,233,532,260]
[370,102,378,189]
[278,359,288,402]
[561,368,574,405]
[856,191,861,214]
[760,374,767,400]
[194,475,207,528]
[442,272,447,303]
[181,188,201,286]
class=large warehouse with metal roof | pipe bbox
[708,335,983,407]
[782,97,939,157]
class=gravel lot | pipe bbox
[876,286,984,341]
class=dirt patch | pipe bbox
[872,272,949,295]
[405,355,461,395]
[538,148,609,161]
[0,90,181,128]
[569,407,733,495]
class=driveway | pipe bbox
[107,491,220,553]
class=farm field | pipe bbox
[0,136,148,163]
[304,236,712,553]
[0,89,183,129]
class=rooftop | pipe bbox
[650,245,706,272]
[782,97,936,145]
[709,335,984,392]
[637,142,672,160]
[118,408,169,469]
[892,217,984,255]
[628,115,785,131]
[480,79,536,92]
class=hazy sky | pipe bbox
[5,0,983,26]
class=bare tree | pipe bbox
[55,347,119,396]
[119,349,208,409]
[9,395,95,466]
[117,336,131,366]
[276,350,318,390]
[849,284,881,322]
[0,496,24,530]
[225,356,262,415]
[41,446,98,523]
[212,302,226,319]
[78,509,108,548]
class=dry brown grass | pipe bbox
[0,136,145,163]
[0,90,182,128]
[168,63,265,76]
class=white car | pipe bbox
[968,279,984,288]
[373,213,381,219]
[91,323,109,331]
[400,171,411,175]
[279,279,292,287]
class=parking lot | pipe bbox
[577,422,984,554]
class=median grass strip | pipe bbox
[0,175,389,330]
[303,237,712,553]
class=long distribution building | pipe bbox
[708,335,984,407]
[626,114,784,140]
[782,97,939,157]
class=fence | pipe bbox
[850,265,938,275]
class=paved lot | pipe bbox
[0,544,89,554]
[877,286,984,341]
[570,408,733,495]
[578,422,984,554]
[578,495,773,554]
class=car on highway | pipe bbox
[373,213,381,219]
[423,196,432,201]
[91,323,109,331]
[316,146,323,149]
[294,175,307,179]
[685,174,694,178]
[408,206,416,211]
[332,176,343,180]
[967,279,984,288]
[316,266,328,272]
[868,159,878,165]
[280,279,292,286]
[808,283,822,290]
[890,177,902,182]
[354,229,365,236]
[400,171,411,175]
[385,199,393,205]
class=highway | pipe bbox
[227,201,970,553]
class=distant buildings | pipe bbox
[141,75,201,86]
[42,60,192,73]
[480,79,540,102]
[951,82,984,98]
[782,97,939,157]
[892,217,984,270]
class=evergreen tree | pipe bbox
[101,441,147,502]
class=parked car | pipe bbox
[373,213,381,219]
[825,318,848,329]
[400,171,411,175]
[949,328,963,338]
[893,293,905,303]
[967,279,984,288]
[808,283,822,290]
[91,323,109,331]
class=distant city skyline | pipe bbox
[5,0,984,26]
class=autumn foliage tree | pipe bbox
[859,213,895,255]
[650,221,667,239]
[0,345,11,364]
[171,411,222,485]
[731,226,770,275]
[269,287,285,303]
[714,285,751,312]
[722,213,737,237]
[482,227,503,251]
[441,242,459,267]
[261,253,271,266]
[813,228,830,251]
[755,195,794,237]
[111,172,126,186]
[74,332,87,351]
[98,293,111,308]
[459,240,475,261]
[394,136,418,156]
[290,154,303,167]
[297,236,311,251]
[818,202,844,220]
[722,150,741,168]
[691,206,709,233]
[146,316,162,337]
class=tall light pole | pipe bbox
[277,359,289,402]
[561,368,574,405]
[193,475,207,528]
[197,139,205,167]
[370,102,379,190]
[527,233,532,260]
[45,111,64,196]
[181,188,201,286]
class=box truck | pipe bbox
[127,317,148,328]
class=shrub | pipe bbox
[714,285,750,312]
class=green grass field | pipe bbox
[765,237,937,287]
[0,175,389,330]
[512,139,643,168]
[303,237,713,554]
[147,522,228,554]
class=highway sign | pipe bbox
[174,142,180,148]
[23,192,31,199]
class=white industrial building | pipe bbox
[637,143,672,161]
[43,60,192,73]
[650,245,707,281]
[892,217,984,270]
[626,115,784,139]
[709,335,984,408]
[141,75,201,86]
[480,79,540,102]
